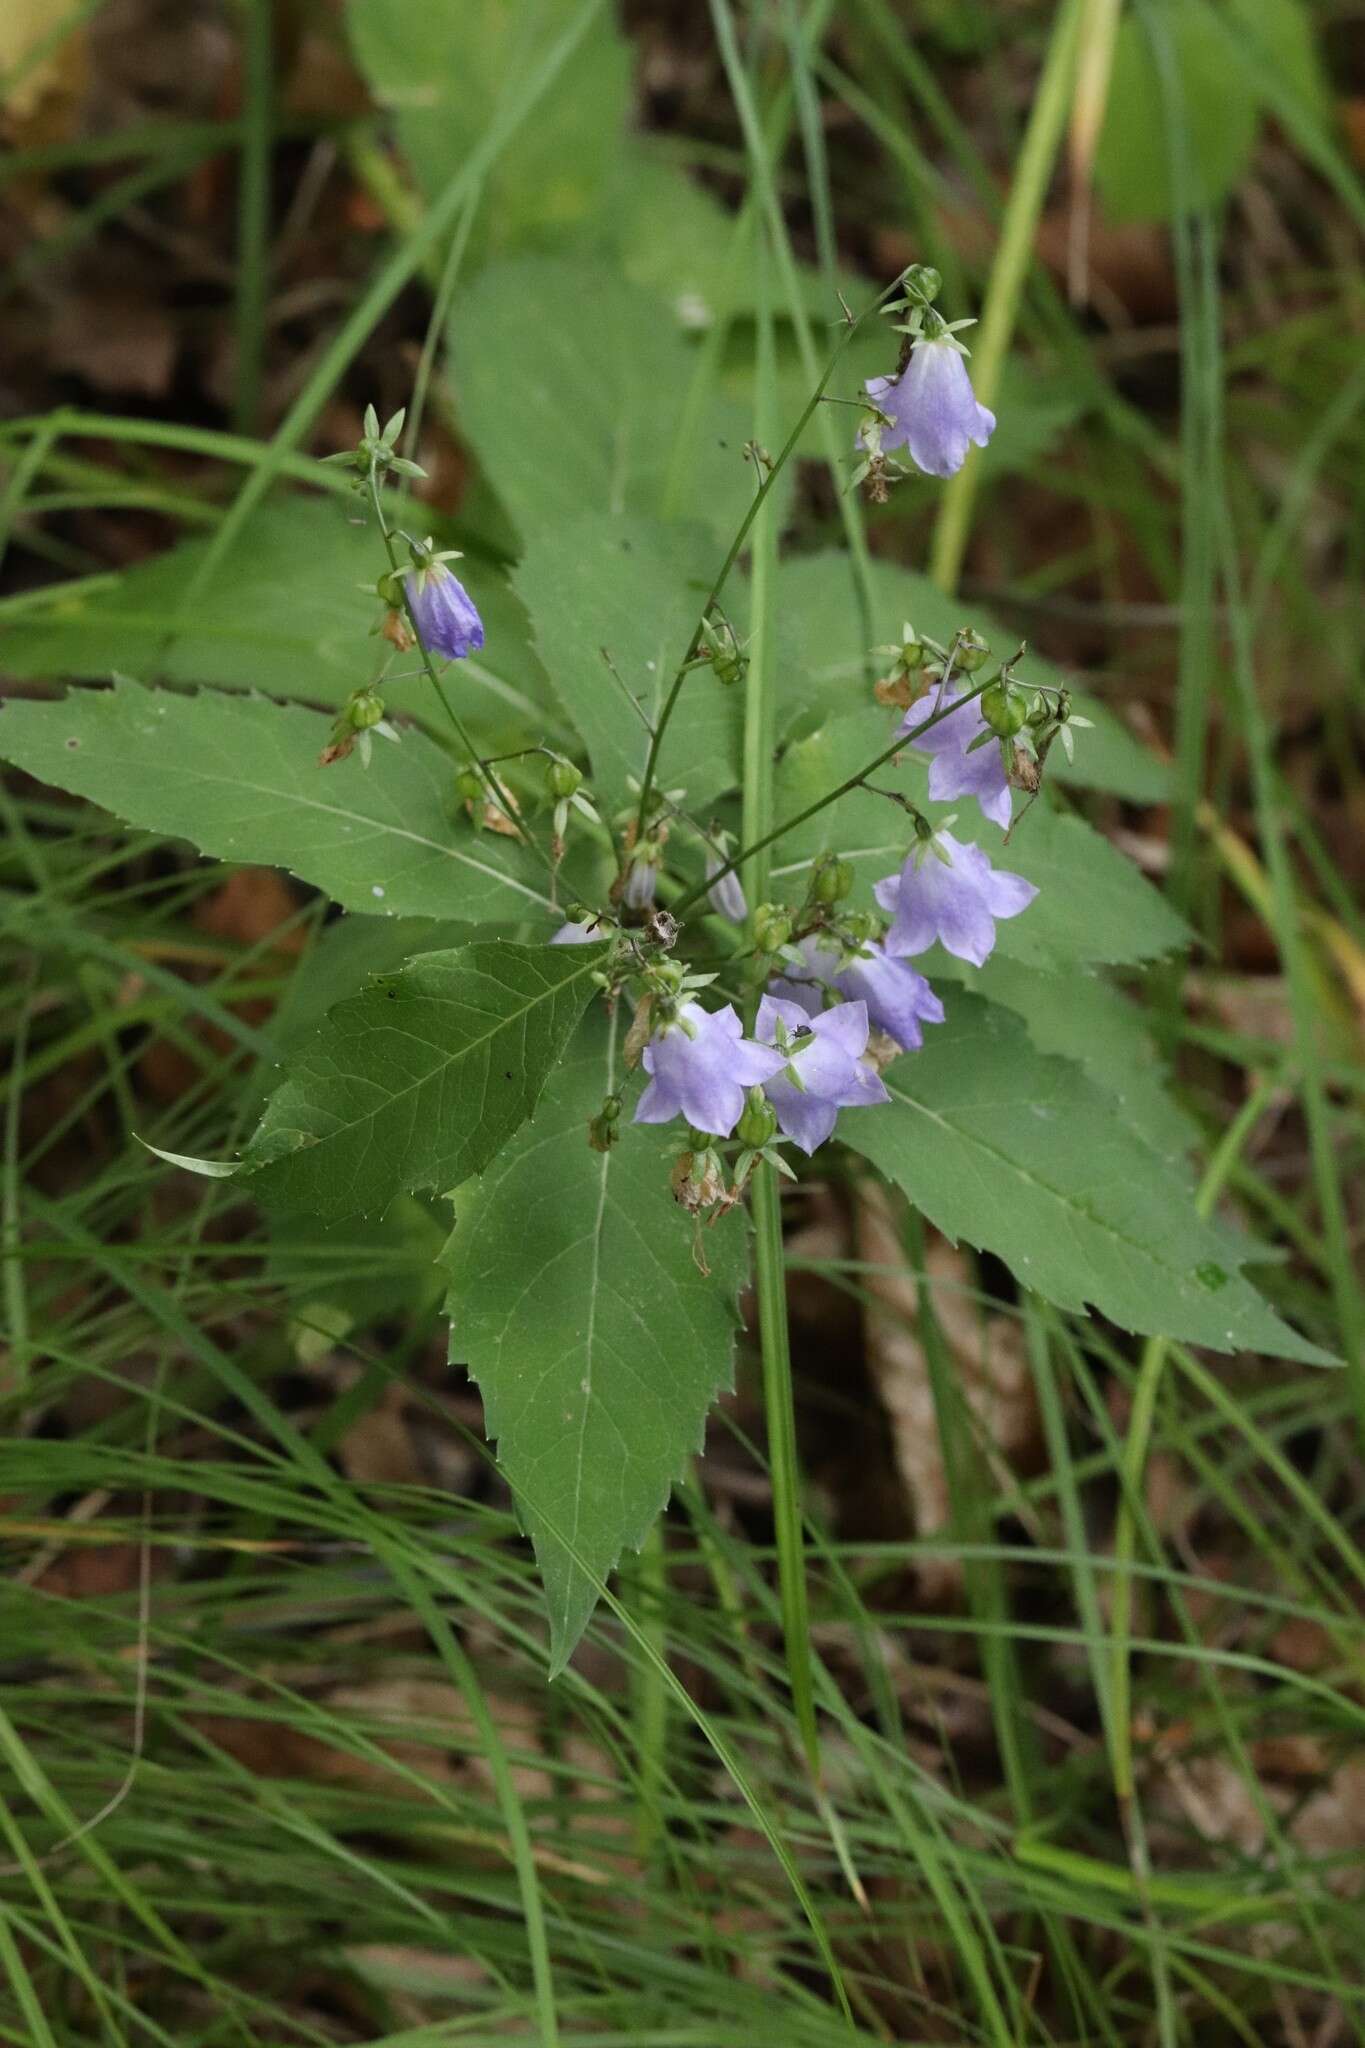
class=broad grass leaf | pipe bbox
[776,553,1167,803]
[345,0,631,260]
[0,680,556,924]
[442,1019,747,1669]
[514,513,742,818]
[769,708,1188,968]
[245,940,610,1220]
[843,993,1333,1365]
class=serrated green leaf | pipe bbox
[842,993,1332,1365]
[514,513,742,818]
[0,501,559,741]
[246,940,609,1220]
[452,257,784,544]
[346,0,631,260]
[768,707,1187,968]
[776,553,1167,802]
[442,1020,747,1669]
[950,955,1199,1163]
[0,680,556,924]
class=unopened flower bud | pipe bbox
[812,855,855,906]
[752,903,793,954]
[980,680,1026,738]
[455,766,485,804]
[737,1092,778,1150]
[587,1106,621,1153]
[902,263,942,304]
[351,690,386,730]
[955,630,990,673]
[546,756,582,800]
[376,571,405,608]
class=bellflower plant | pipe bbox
[876,832,1037,967]
[865,340,996,480]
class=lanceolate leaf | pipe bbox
[842,993,1332,1366]
[0,681,556,924]
[443,1020,747,1669]
[245,941,610,1220]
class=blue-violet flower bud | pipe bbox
[705,854,748,924]
[405,559,484,661]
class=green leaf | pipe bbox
[514,513,742,819]
[1095,0,1326,225]
[769,708,1188,968]
[452,256,781,544]
[776,553,1167,803]
[245,940,609,1221]
[346,0,631,260]
[0,680,556,924]
[949,955,1199,1163]
[842,992,1332,1365]
[0,500,560,742]
[442,1020,747,1668]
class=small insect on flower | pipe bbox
[876,832,1037,968]
[634,1002,785,1139]
[863,335,995,481]
[405,542,484,661]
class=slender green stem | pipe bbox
[742,237,821,1779]
[366,474,531,851]
[233,0,273,439]
[674,664,999,917]
[633,276,900,850]
[928,0,1086,595]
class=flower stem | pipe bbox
[367,474,530,848]
[673,660,999,919]
[743,233,822,1780]
[632,274,901,854]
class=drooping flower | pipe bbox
[875,833,1036,968]
[634,1002,785,1139]
[864,337,995,480]
[770,934,945,1053]
[705,853,748,924]
[405,558,484,661]
[756,995,889,1155]
[901,684,1011,830]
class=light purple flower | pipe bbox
[875,833,1037,968]
[405,560,484,660]
[901,685,1011,830]
[634,1002,785,1138]
[705,854,748,925]
[771,935,944,1053]
[757,995,889,1155]
[865,338,995,480]
[623,850,659,909]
